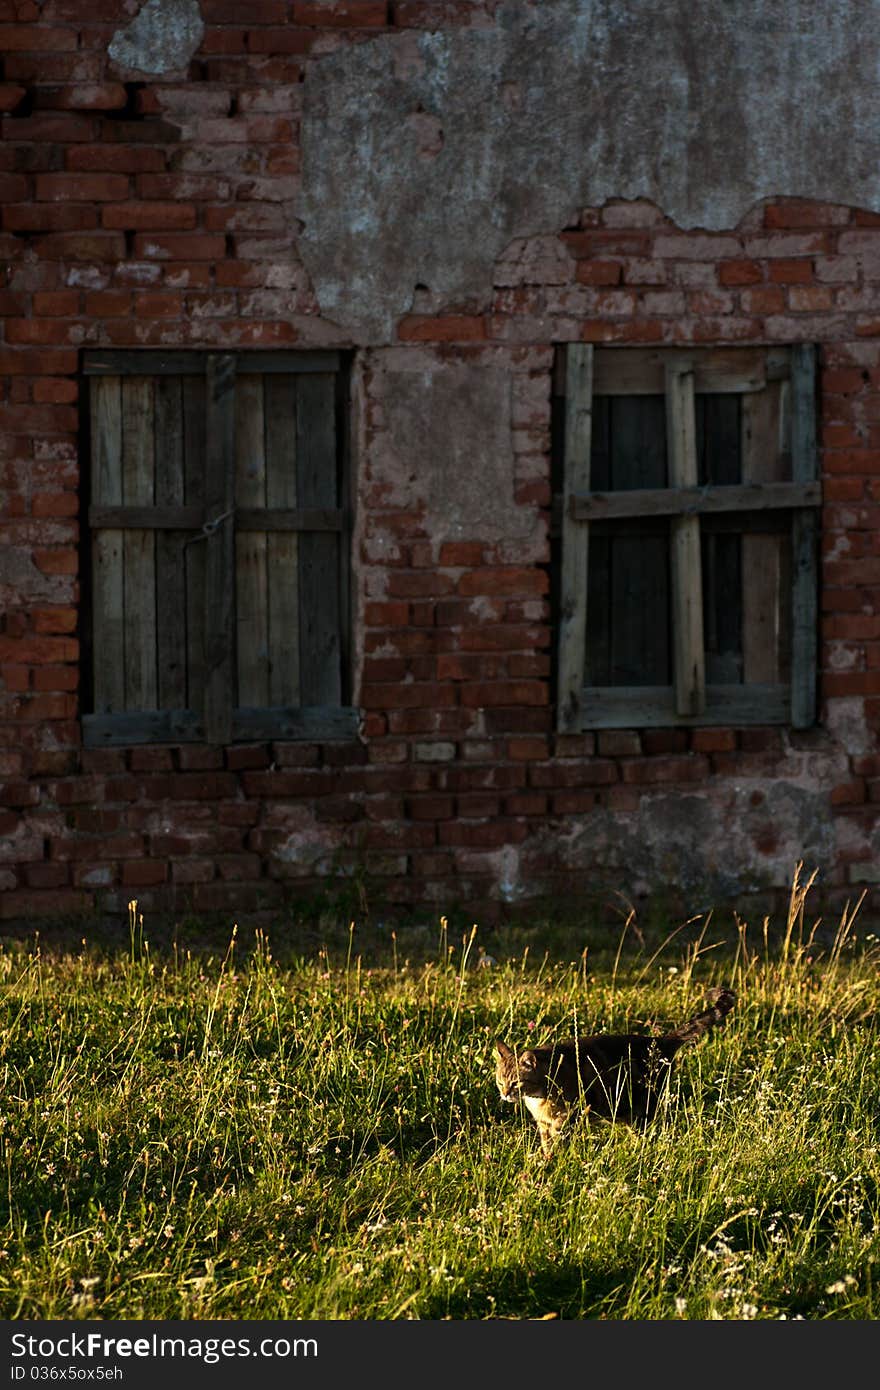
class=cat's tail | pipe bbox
[664,987,737,1048]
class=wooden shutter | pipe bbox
[83,351,357,747]
[556,345,821,730]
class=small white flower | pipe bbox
[674,1297,687,1315]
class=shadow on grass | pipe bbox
[417,1256,639,1319]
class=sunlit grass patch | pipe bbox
[1,867,878,1319]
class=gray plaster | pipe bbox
[377,358,530,540]
[299,0,880,340]
[108,0,204,76]
[555,782,836,907]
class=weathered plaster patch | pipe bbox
[299,0,880,339]
[824,697,877,756]
[554,782,836,908]
[367,351,540,542]
[109,0,204,77]
[271,806,344,878]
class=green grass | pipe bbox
[2,868,879,1320]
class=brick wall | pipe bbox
[1,1,879,923]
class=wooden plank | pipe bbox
[238,508,343,532]
[154,375,187,710]
[234,705,359,742]
[234,374,270,708]
[581,683,789,728]
[90,375,125,714]
[593,347,774,396]
[83,350,341,376]
[85,351,209,377]
[87,504,344,532]
[699,395,742,684]
[82,704,359,746]
[666,365,705,717]
[83,709,203,746]
[608,394,668,686]
[296,372,341,707]
[121,377,157,710]
[265,374,300,707]
[89,504,204,530]
[203,354,237,744]
[183,374,207,718]
[569,479,820,521]
[557,344,594,730]
[790,344,819,729]
[742,381,787,683]
[584,396,610,684]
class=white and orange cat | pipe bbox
[494,987,736,1156]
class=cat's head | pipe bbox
[494,1040,542,1101]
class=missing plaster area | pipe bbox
[104,82,148,121]
[108,0,205,77]
[409,105,444,159]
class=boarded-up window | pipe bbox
[554,345,820,731]
[83,350,354,746]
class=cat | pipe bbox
[494,987,736,1156]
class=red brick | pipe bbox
[132,233,226,260]
[593,730,639,756]
[740,286,785,314]
[507,737,549,760]
[407,795,455,820]
[574,260,623,285]
[361,682,457,710]
[788,285,834,311]
[0,889,92,919]
[35,172,129,201]
[621,755,710,784]
[0,26,78,50]
[33,664,78,692]
[764,200,850,228]
[203,0,287,17]
[32,379,78,407]
[830,780,866,806]
[0,636,77,663]
[386,571,455,598]
[690,728,737,753]
[66,145,166,173]
[768,259,814,284]
[718,261,763,286]
[122,860,169,887]
[24,862,70,889]
[642,729,689,755]
[823,672,880,697]
[460,680,547,708]
[292,1,387,24]
[3,204,98,232]
[457,567,547,597]
[34,231,125,260]
[398,315,486,342]
[580,318,664,343]
[364,601,410,627]
[0,85,26,112]
[0,348,77,376]
[4,320,76,346]
[244,27,315,53]
[552,792,598,814]
[37,83,128,111]
[134,292,183,317]
[83,290,130,316]
[438,541,485,566]
[102,202,197,230]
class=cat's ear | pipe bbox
[519,1049,537,1072]
[494,1040,513,1060]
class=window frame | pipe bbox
[555,343,820,732]
[81,349,356,748]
